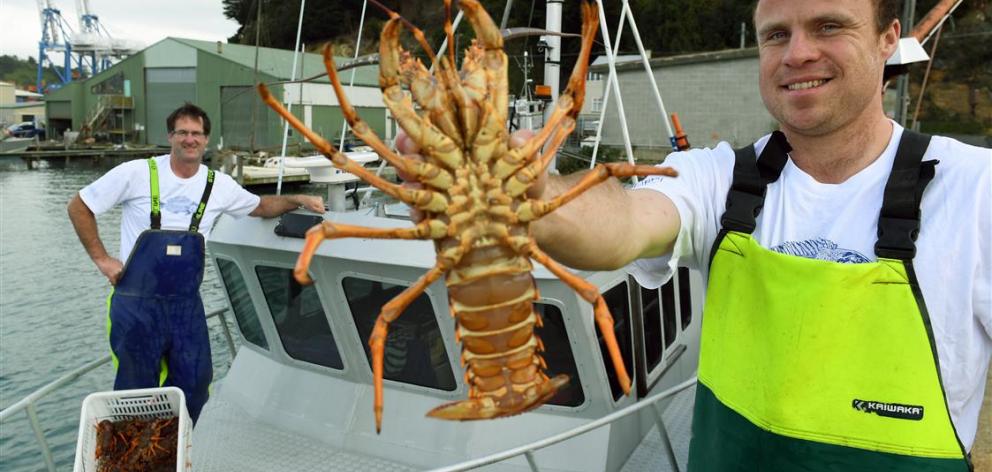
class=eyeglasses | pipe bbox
[171,130,207,139]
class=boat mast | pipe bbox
[541,0,562,169]
[276,0,308,195]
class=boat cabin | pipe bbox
[198,209,701,471]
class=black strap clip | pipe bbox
[875,215,922,259]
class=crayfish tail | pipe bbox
[426,374,569,421]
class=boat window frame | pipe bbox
[531,299,588,410]
[212,256,271,352]
[596,280,636,405]
[631,268,692,397]
[253,261,348,374]
[334,270,463,397]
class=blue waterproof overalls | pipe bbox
[107,158,215,422]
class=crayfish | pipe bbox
[258,0,677,432]
[94,416,178,472]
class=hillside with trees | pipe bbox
[0,55,61,91]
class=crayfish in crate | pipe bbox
[258,0,677,432]
[95,416,179,472]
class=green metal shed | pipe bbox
[44,37,387,151]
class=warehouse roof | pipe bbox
[170,38,381,88]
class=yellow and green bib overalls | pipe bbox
[687,131,971,471]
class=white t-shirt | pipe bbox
[80,154,261,262]
[628,122,992,451]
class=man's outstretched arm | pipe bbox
[530,172,681,271]
[249,194,325,218]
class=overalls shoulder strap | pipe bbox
[188,169,215,233]
[147,158,162,230]
[721,130,792,234]
[146,158,216,233]
[875,130,937,260]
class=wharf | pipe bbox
[1,146,170,170]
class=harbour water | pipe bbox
[0,164,247,471]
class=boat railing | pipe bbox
[429,376,698,472]
[0,307,238,472]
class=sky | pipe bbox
[1,0,240,60]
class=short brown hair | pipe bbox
[166,102,211,136]
[754,0,901,34]
[875,0,900,33]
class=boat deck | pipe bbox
[193,394,416,471]
[621,385,695,471]
[191,382,698,472]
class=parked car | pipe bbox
[3,122,46,140]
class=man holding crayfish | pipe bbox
[67,103,323,422]
[400,0,990,469]
[542,0,990,469]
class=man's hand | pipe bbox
[95,256,124,285]
[395,129,542,222]
[294,195,325,213]
[251,194,325,218]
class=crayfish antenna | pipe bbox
[367,0,440,71]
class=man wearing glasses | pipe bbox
[67,103,324,422]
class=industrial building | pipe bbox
[44,38,387,150]
[1,81,46,127]
[590,47,774,154]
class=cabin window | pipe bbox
[678,267,692,330]
[661,278,678,348]
[257,266,343,369]
[342,278,456,391]
[534,303,585,407]
[599,282,634,401]
[216,259,268,350]
[640,285,664,372]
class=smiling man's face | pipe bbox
[168,115,209,165]
[755,0,899,136]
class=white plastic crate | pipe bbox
[73,386,192,472]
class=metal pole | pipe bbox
[500,0,516,30]
[249,0,263,153]
[620,0,676,150]
[276,0,308,196]
[651,404,681,472]
[434,11,465,72]
[338,0,369,150]
[524,451,541,471]
[589,0,629,168]
[895,0,917,125]
[594,0,638,179]
[911,25,942,130]
[26,405,57,472]
[543,0,563,169]
[215,311,239,360]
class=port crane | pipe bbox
[35,0,139,93]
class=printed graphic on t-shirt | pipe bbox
[771,238,870,264]
[162,196,198,215]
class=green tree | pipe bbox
[0,55,61,91]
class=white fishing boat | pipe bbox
[189,205,702,471]
[2,1,970,471]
